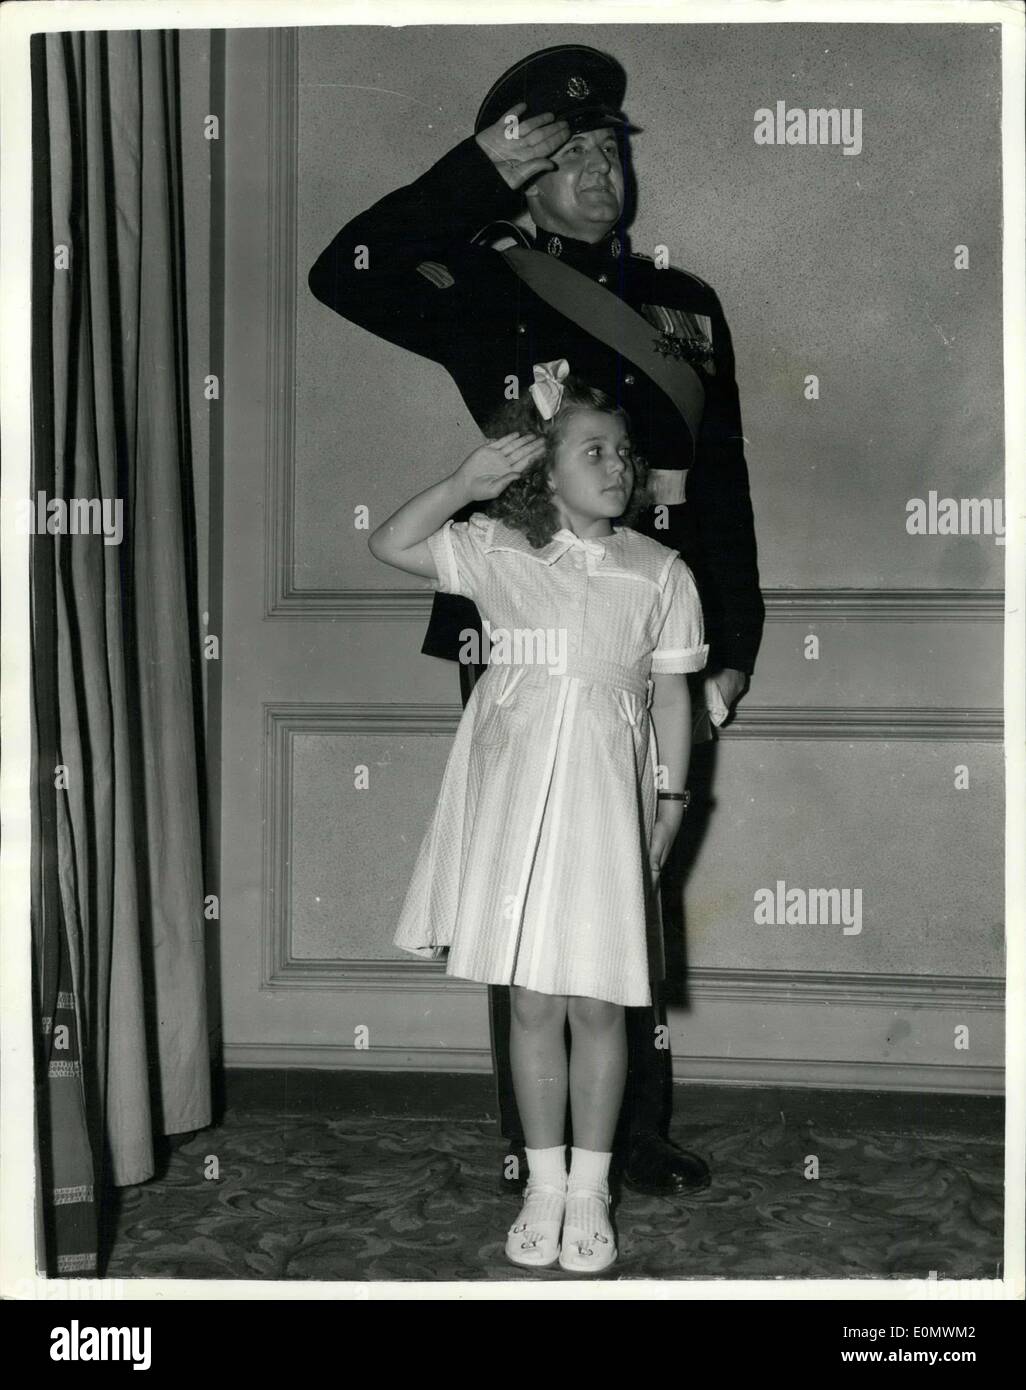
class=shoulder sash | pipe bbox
[501,246,706,445]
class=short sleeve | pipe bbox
[651,556,709,674]
[426,512,494,602]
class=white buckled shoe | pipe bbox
[558,1187,617,1274]
[505,1181,566,1269]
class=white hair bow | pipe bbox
[528,359,570,421]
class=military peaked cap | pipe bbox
[474,44,637,136]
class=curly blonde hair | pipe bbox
[480,376,652,549]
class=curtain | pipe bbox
[30,29,211,1278]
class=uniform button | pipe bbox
[624,374,635,386]
[597,273,609,285]
[517,323,526,335]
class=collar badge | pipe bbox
[546,235,563,258]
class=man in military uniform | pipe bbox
[309,45,764,1197]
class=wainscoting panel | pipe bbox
[223,966,1003,1095]
[261,705,1004,978]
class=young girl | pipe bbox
[368,361,707,1274]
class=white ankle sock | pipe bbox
[525,1144,567,1191]
[568,1146,612,1195]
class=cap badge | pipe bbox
[567,76,590,99]
[546,235,563,258]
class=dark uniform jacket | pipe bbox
[308,135,765,674]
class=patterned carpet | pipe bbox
[101,1094,1004,1283]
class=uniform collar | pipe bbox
[485,516,627,565]
[531,225,630,271]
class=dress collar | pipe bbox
[484,516,627,565]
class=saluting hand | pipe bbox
[451,432,545,501]
[475,102,571,190]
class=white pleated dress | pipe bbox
[393,512,709,1007]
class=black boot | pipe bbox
[498,1141,528,1198]
[622,1132,711,1195]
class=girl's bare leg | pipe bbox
[561,995,625,1272]
[505,987,569,1267]
[567,996,627,1151]
[508,986,569,1147]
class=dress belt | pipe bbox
[486,655,652,701]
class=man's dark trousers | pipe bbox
[457,662,670,1159]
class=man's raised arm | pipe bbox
[307,136,514,359]
[307,106,569,361]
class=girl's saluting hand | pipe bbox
[453,432,545,502]
[367,431,544,581]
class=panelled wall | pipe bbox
[219,27,1004,1093]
